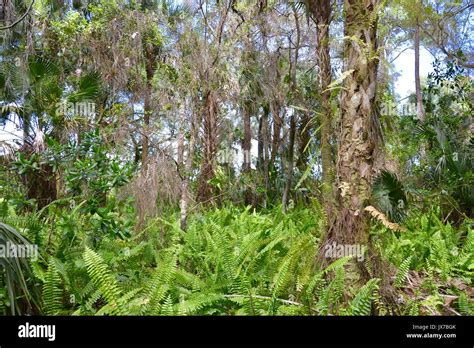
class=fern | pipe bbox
[160,294,175,315]
[394,256,412,288]
[175,293,223,315]
[405,300,419,316]
[457,293,474,315]
[350,279,380,316]
[42,258,63,315]
[83,247,123,314]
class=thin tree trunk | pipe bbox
[141,38,159,169]
[179,99,196,231]
[270,102,282,164]
[257,111,264,170]
[142,84,151,168]
[197,90,219,204]
[141,56,155,169]
[414,20,425,122]
[310,0,335,205]
[282,113,296,212]
[296,110,311,170]
[282,7,301,212]
[242,102,251,172]
[262,106,270,208]
[178,106,185,229]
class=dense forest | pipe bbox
[0,0,472,317]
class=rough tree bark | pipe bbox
[327,0,380,247]
[197,90,219,204]
[296,110,311,170]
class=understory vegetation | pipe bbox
[1,202,473,316]
[0,0,473,316]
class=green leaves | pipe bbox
[0,222,41,315]
[394,256,412,288]
[350,279,380,316]
[42,258,63,315]
[83,247,123,314]
[372,170,408,223]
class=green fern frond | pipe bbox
[457,293,474,315]
[405,300,419,316]
[160,294,175,315]
[83,247,123,314]
[394,256,412,288]
[42,258,62,315]
[175,293,223,315]
[350,278,380,316]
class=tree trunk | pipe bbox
[197,90,219,204]
[282,113,296,212]
[414,21,425,122]
[141,84,151,169]
[242,102,251,172]
[296,110,311,170]
[329,0,380,247]
[270,102,282,164]
[257,111,264,170]
[179,99,196,231]
[262,106,270,208]
[141,45,158,169]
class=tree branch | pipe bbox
[0,0,35,31]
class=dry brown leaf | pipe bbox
[364,205,407,232]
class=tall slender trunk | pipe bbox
[197,90,219,204]
[270,102,282,164]
[282,113,296,212]
[329,0,380,246]
[310,0,335,204]
[141,38,159,169]
[414,21,425,122]
[296,110,311,170]
[257,112,264,170]
[141,54,155,169]
[282,8,301,212]
[22,113,30,146]
[242,102,253,206]
[242,102,251,172]
[262,106,270,208]
[179,99,196,231]
[142,83,151,168]
[177,106,185,229]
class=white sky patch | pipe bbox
[392,47,435,100]
[0,112,22,149]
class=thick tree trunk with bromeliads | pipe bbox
[326,0,380,248]
[320,0,399,313]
